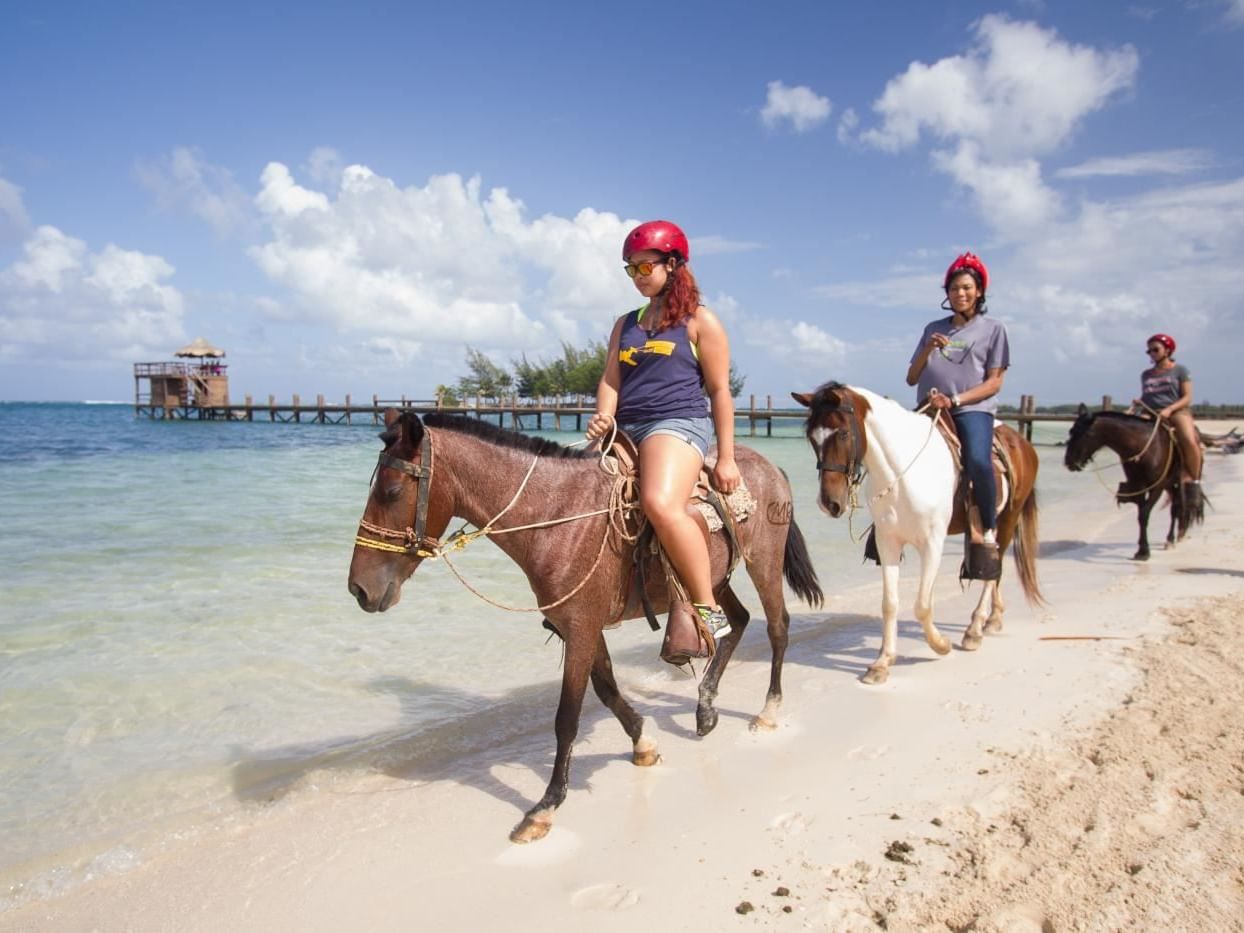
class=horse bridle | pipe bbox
[353,431,441,558]
[815,397,866,487]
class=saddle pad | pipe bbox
[694,482,757,533]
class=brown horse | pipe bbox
[794,383,1042,683]
[347,410,822,842]
[1063,404,1202,560]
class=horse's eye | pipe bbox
[383,483,404,502]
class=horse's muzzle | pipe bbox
[348,579,400,613]
[819,495,844,519]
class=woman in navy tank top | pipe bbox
[586,220,740,639]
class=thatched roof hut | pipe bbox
[175,337,226,359]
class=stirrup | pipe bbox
[960,542,1002,582]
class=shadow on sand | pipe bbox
[227,607,966,818]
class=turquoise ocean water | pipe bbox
[0,401,1080,906]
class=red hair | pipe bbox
[653,263,701,331]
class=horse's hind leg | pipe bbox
[742,575,790,732]
[589,632,659,767]
[510,630,595,844]
[695,585,752,736]
[984,581,1006,634]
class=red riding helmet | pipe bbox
[1148,333,1176,353]
[623,220,690,262]
[944,252,989,293]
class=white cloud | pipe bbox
[135,147,253,236]
[0,173,31,241]
[1056,148,1213,178]
[306,147,344,187]
[1226,0,1244,25]
[861,16,1138,159]
[693,234,764,256]
[836,107,859,145]
[760,81,832,133]
[932,140,1060,230]
[247,161,641,352]
[0,225,185,362]
[857,16,1138,239]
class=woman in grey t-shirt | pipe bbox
[1133,332,1202,491]
[906,252,1010,547]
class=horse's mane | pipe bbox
[422,412,595,460]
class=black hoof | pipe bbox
[696,706,719,736]
[1132,550,1150,561]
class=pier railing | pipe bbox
[133,391,1243,439]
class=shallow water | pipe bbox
[0,402,1082,904]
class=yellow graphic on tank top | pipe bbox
[619,339,676,367]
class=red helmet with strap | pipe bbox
[623,220,690,262]
[1148,333,1176,353]
[944,252,989,293]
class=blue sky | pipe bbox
[2,0,1243,406]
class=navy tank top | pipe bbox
[614,304,709,423]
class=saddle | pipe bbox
[863,411,1013,581]
[602,430,755,666]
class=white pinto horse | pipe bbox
[793,383,1043,684]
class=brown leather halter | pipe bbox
[815,397,866,487]
[354,432,440,558]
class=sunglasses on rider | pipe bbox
[623,259,667,278]
[1146,346,1163,355]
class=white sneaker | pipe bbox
[981,529,997,546]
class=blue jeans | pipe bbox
[952,410,996,531]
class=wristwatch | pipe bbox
[951,394,961,407]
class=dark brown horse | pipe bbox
[1063,404,1202,560]
[794,383,1042,683]
[347,410,822,842]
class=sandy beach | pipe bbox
[4,425,1242,933]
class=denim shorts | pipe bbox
[618,416,714,459]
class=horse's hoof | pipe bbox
[861,667,889,685]
[929,635,952,656]
[696,706,719,736]
[1132,550,1150,561]
[961,632,983,652]
[632,741,661,767]
[509,816,552,844]
[984,617,1003,634]
[749,715,777,732]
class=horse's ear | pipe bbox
[791,392,813,408]
[1077,402,1089,417]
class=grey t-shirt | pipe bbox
[1140,363,1190,409]
[911,314,1011,415]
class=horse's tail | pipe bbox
[783,519,824,609]
[1178,482,1207,534]
[1012,487,1045,607]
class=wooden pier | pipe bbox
[129,391,1196,440]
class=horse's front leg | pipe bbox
[913,534,951,656]
[863,544,901,685]
[589,631,660,766]
[510,633,595,844]
[1134,492,1157,560]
